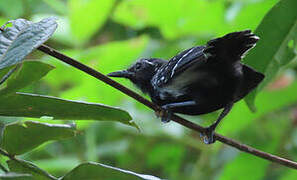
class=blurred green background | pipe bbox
[0,0,297,179]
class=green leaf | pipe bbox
[0,65,14,81]
[31,15,74,46]
[244,0,297,110]
[34,156,80,173]
[69,0,115,43]
[0,61,54,96]
[0,92,135,127]
[62,162,161,180]
[0,17,57,69]
[113,0,225,39]
[1,121,76,155]
[0,65,17,86]
[0,172,32,180]
[7,159,56,180]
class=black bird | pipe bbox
[108,30,264,144]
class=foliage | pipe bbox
[0,0,296,179]
[244,0,297,110]
[0,18,57,69]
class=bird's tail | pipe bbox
[203,30,259,62]
[235,64,264,102]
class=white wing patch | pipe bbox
[170,48,195,78]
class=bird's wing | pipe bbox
[151,46,208,88]
[152,30,260,89]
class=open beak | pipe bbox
[107,70,134,78]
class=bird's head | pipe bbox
[108,58,165,93]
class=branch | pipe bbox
[37,44,297,170]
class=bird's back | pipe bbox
[150,30,264,115]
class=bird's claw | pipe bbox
[155,105,172,123]
[200,125,216,144]
[161,110,171,123]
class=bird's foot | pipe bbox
[155,105,172,123]
[200,125,216,144]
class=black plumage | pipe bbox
[108,30,264,144]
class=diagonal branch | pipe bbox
[37,44,297,170]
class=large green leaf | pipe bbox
[0,61,54,96]
[62,162,161,180]
[113,0,224,39]
[0,64,13,81]
[69,0,115,43]
[7,159,56,180]
[0,18,57,69]
[34,156,80,173]
[244,0,297,110]
[0,92,134,127]
[1,121,76,155]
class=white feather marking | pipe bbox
[170,48,195,78]
[144,60,155,65]
[250,35,260,40]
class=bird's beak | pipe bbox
[107,70,134,78]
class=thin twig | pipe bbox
[37,44,297,170]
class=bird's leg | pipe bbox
[201,103,233,144]
[158,101,196,123]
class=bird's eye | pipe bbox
[135,63,142,70]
